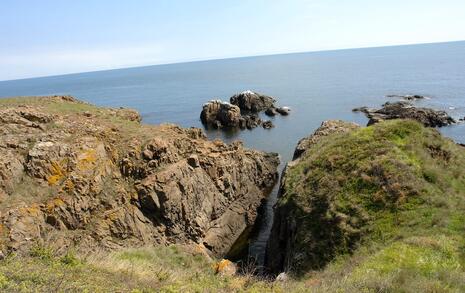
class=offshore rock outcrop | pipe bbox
[200,91,289,130]
[230,90,276,113]
[200,100,273,130]
[353,101,455,127]
[200,100,242,128]
[0,96,279,257]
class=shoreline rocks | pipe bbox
[353,101,455,127]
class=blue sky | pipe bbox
[1,0,464,81]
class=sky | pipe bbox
[1,0,465,81]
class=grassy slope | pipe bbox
[0,245,286,293]
[278,119,465,292]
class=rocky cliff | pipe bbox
[266,119,465,276]
[0,96,279,257]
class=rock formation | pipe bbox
[200,91,291,130]
[0,96,279,257]
[230,90,276,112]
[200,100,242,128]
[353,101,455,127]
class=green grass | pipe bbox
[0,245,294,293]
[274,119,465,291]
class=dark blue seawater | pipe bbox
[1,41,464,265]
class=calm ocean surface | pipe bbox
[1,41,464,264]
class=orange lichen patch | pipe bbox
[77,149,97,171]
[46,198,65,213]
[19,204,41,216]
[213,259,237,276]
[47,161,67,186]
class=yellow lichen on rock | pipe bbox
[47,161,67,186]
[77,149,97,171]
[46,198,65,213]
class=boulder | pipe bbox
[276,107,290,116]
[262,120,274,129]
[214,259,237,276]
[200,100,241,129]
[230,90,276,112]
[275,272,289,282]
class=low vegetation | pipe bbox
[275,119,465,291]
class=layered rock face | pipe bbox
[353,101,455,127]
[0,96,279,257]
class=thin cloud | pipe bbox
[0,44,165,80]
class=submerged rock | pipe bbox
[230,90,276,112]
[262,120,274,129]
[0,96,280,258]
[386,94,426,101]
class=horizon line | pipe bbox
[1,39,464,83]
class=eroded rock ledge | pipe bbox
[0,96,279,257]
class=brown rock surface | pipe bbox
[0,96,279,257]
[354,101,455,127]
[230,90,276,112]
[200,100,242,128]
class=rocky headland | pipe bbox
[265,118,465,291]
[0,96,279,258]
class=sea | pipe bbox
[1,41,464,266]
